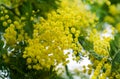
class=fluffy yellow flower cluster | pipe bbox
[0,8,16,45]
[0,7,29,45]
[93,38,110,56]
[89,29,110,56]
[98,63,111,79]
[89,29,100,42]
[3,24,17,45]
[104,16,115,24]
[91,57,110,79]
[109,4,120,16]
[88,28,115,78]
[1,0,97,70]
[22,0,97,70]
[3,19,26,45]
